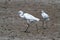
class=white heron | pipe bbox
[18,10,40,33]
[41,10,50,29]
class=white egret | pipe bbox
[18,10,40,33]
[41,10,50,29]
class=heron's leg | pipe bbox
[42,20,44,28]
[24,20,30,33]
[42,20,47,29]
[24,23,30,33]
[46,21,48,28]
[35,23,39,33]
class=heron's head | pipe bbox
[41,10,44,13]
[18,10,24,14]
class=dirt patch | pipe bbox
[0,1,60,40]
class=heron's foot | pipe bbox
[24,31,30,33]
[43,27,47,29]
[21,31,30,33]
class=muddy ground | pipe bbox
[0,1,60,40]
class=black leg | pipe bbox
[42,20,47,29]
[46,21,48,28]
[42,20,44,27]
[24,23,30,33]
[36,24,39,33]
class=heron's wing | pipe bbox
[24,13,36,19]
[24,13,40,21]
[41,12,49,18]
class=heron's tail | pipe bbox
[46,18,50,21]
[35,18,40,21]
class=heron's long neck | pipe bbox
[20,12,24,18]
[42,11,45,13]
[20,12,24,15]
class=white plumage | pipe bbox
[41,10,50,21]
[41,10,50,29]
[18,10,40,32]
[18,10,40,23]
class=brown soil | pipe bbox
[0,1,60,40]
